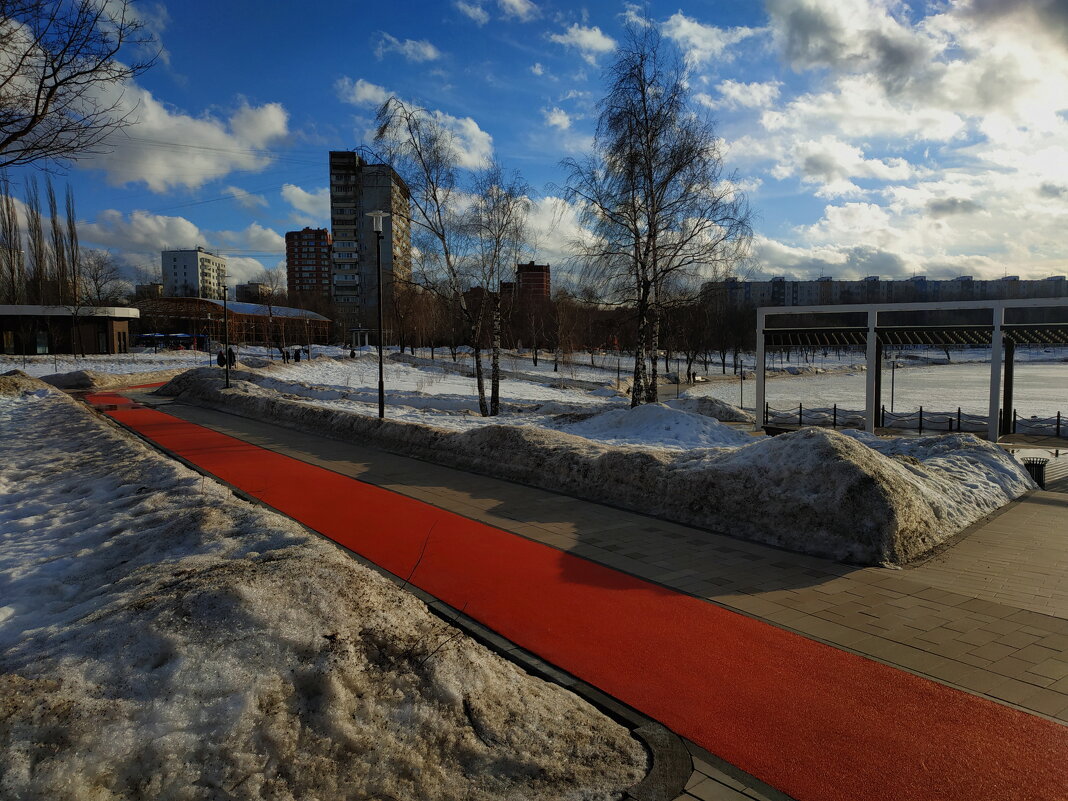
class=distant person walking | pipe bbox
[350,349,356,359]
[227,347,236,368]
[216,351,226,368]
[293,348,301,363]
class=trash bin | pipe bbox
[1022,457,1048,489]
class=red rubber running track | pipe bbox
[90,391,1068,801]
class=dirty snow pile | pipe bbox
[40,366,191,390]
[160,370,1035,565]
[0,374,647,801]
[559,403,753,449]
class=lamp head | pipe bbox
[366,209,390,233]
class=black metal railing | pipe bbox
[1011,410,1064,438]
[764,402,1063,438]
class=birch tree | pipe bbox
[469,162,530,415]
[375,97,515,416]
[564,23,752,406]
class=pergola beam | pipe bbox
[755,298,1067,440]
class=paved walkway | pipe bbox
[122,391,1068,728]
[101,390,1068,799]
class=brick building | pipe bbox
[285,227,332,299]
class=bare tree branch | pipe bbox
[562,21,752,406]
[0,0,157,169]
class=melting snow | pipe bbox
[0,375,647,800]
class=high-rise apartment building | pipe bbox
[328,151,412,334]
[516,262,551,300]
[161,247,227,300]
[285,227,332,299]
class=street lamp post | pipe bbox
[367,209,390,419]
[223,285,230,389]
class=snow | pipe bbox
[686,357,1068,419]
[159,369,1035,565]
[560,403,753,450]
[0,374,647,800]
[1,347,1043,564]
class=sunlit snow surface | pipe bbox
[0,378,646,799]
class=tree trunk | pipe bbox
[473,344,489,416]
[645,305,660,405]
[490,294,501,416]
[631,294,649,407]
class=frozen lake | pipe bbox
[689,361,1068,418]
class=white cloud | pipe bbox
[334,77,391,108]
[213,222,285,254]
[341,83,495,169]
[530,62,544,76]
[224,256,270,285]
[760,75,967,141]
[224,186,268,210]
[498,0,538,22]
[83,87,289,192]
[769,136,916,198]
[77,209,285,285]
[703,80,781,110]
[81,209,203,253]
[454,1,489,25]
[281,184,330,221]
[549,24,616,66]
[526,195,590,272]
[661,12,762,66]
[375,33,441,63]
[543,107,571,130]
[433,110,494,168]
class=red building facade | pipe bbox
[285,228,332,299]
[516,261,551,300]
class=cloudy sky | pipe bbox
[7,0,1068,286]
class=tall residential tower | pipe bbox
[285,227,332,300]
[328,151,412,336]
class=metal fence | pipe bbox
[764,403,1065,439]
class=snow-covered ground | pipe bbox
[0,374,647,800]
[4,346,1044,561]
[160,367,1034,565]
[686,361,1068,420]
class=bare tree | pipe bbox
[78,247,123,304]
[0,0,157,169]
[23,174,45,302]
[469,161,531,415]
[256,265,288,353]
[0,171,24,303]
[375,96,495,415]
[563,22,752,406]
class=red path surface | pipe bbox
[89,391,1068,801]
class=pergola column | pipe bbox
[987,305,1004,442]
[1002,339,1016,436]
[865,309,879,433]
[754,308,766,432]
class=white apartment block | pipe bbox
[161,247,228,300]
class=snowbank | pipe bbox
[0,375,647,800]
[664,397,754,424]
[392,352,612,392]
[40,367,190,389]
[159,370,1035,565]
[561,403,753,449]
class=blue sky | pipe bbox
[8,0,1068,286]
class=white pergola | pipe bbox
[754,298,1068,441]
